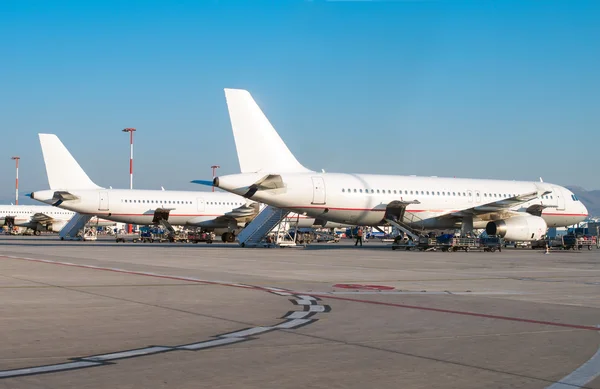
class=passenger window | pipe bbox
[342,189,345,193]
[359,189,362,193]
[393,190,397,194]
[426,191,429,195]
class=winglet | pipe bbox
[224,89,312,174]
[39,134,102,190]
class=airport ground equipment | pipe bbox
[391,236,418,251]
[237,205,291,247]
[59,213,93,240]
[479,236,503,252]
[446,237,480,252]
[384,201,426,242]
[140,228,170,243]
[314,230,340,243]
[563,234,596,250]
[116,233,140,243]
[187,231,214,244]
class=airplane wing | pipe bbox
[30,213,56,225]
[214,202,260,224]
[444,189,553,219]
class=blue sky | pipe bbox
[1,0,599,204]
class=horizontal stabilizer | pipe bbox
[191,180,215,187]
[51,191,80,206]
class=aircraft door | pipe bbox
[311,177,326,205]
[468,190,473,203]
[475,190,481,203]
[99,192,109,211]
[556,188,566,211]
[197,198,205,212]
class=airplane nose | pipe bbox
[582,203,589,218]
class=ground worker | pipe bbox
[355,227,363,247]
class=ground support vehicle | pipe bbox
[187,231,215,244]
[444,237,479,252]
[479,236,503,252]
[391,235,418,250]
[116,233,140,243]
[565,235,596,250]
[416,237,437,251]
[167,231,190,243]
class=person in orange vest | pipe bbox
[355,227,363,247]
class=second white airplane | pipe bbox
[29,134,345,241]
[209,89,588,241]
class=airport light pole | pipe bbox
[11,156,20,205]
[211,165,220,192]
[122,128,136,233]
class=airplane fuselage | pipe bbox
[216,172,588,229]
[29,188,337,230]
[0,205,113,231]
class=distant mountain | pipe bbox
[567,186,600,217]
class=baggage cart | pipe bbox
[187,231,214,244]
[116,233,140,243]
[391,235,418,251]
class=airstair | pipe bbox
[238,205,291,247]
[384,205,426,241]
[152,209,178,239]
[59,213,93,240]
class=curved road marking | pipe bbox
[0,291,330,379]
[545,328,600,389]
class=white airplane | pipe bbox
[28,134,339,241]
[0,204,113,235]
[208,88,588,241]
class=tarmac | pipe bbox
[0,234,599,389]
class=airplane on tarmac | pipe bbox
[0,204,114,235]
[205,88,588,241]
[29,134,344,242]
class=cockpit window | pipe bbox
[571,194,579,201]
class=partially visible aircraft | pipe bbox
[208,88,588,241]
[0,204,113,235]
[28,134,343,241]
[29,134,261,242]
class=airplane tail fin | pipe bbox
[38,134,102,190]
[224,89,311,174]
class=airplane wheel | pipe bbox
[34,230,41,236]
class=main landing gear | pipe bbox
[221,232,236,243]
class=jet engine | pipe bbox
[48,220,68,233]
[485,215,547,241]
